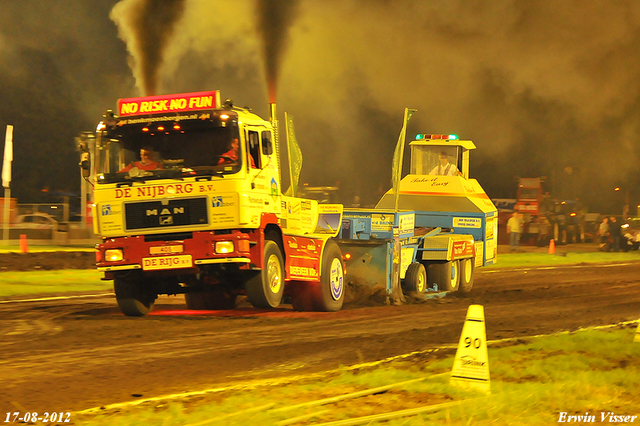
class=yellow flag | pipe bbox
[392,108,417,211]
[285,112,303,197]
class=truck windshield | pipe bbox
[95,113,242,183]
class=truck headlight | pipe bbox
[215,241,234,254]
[105,248,124,262]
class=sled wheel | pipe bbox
[427,260,460,292]
[403,262,427,293]
[245,240,284,308]
[114,272,156,316]
[458,258,475,293]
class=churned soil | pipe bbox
[0,251,96,272]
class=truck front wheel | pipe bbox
[245,240,285,308]
[427,260,460,292]
[114,272,156,316]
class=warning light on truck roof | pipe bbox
[416,134,458,140]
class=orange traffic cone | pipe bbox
[548,238,555,255]
[19,234,28,253]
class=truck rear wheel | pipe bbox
[427,260,460,292]
[458,258,475,293]
[403,262,427,293]
[245,240,284,308]
[114,272,156,316]
[315,240,345,311]
[290,240,345,312]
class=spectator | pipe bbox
[609,216,621,252]
[507,211,524,251]
[598,217,609,249]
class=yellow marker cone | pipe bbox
[450,304,491,394]
[634,321,640,343]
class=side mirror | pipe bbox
[262,139,273,156]
[80,152,90,178]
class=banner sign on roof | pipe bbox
[117,91,221,117]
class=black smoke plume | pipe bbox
[111,0,186,96]
[255,0,300,102]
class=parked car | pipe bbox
[14,213,58,230]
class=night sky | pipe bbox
[1,0,639,215]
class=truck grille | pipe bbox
[124,198,208,231]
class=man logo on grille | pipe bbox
[160,216,173,225]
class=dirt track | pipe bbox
[1,256,640,414]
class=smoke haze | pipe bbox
[1,0,639,214]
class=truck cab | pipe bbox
[81,91,345,316]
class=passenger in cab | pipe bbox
[218,138,256,168]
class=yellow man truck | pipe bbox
[82,91,345,316]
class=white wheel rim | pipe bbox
[329,258,344,301]
[416,271,426,292]
[464,259,473,283]
[450,262,458,289]
[267,253,282,294]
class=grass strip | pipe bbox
[0,270,110,297]
[72,327,640,426]
[270,377,426,413]
[487,250,639,268]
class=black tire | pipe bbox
[403,262,427,293]
[185,286,237,310]
[114,272,156,316]
[315,240,345,312]
[458,258,475,293]
[245,240,285,308]
[427,260,460,292]
[290,240,345,312]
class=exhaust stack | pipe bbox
[270,102,281,188]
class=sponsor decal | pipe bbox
[453,217,482,228]
[399,214,415,234]
[270,177,279,200]
[212,196,234,208]
[101,204,112,216]
[330,258,344,301]
[452,240,474,258]
[142,255,193,270]
[118,91,220,117]
[290,266,318,277]
[371,214,393,232]
[115,183,194,199]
